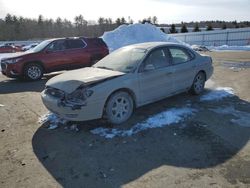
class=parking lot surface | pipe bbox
[0,51,250,188]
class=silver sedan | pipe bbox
[41,42,213,124]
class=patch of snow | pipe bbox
[210,106,250,127]
[205,79,216,89]
[191,45,210,52]
[200,87,234,101]
[91,107,197,139]
[208,45,250,51]
[102,23,185,52]
[38,112,68,129]
[0,104,4,107]
[48,124,58,130]
[64,124,79,132]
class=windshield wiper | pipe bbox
[96,66,114,71]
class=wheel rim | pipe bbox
[194,74,205,93]
[27,66,41,80]
[111,97,130,120]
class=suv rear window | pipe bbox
[67,39,85,49]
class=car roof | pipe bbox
[123,42,188,51]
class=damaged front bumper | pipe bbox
[41,90,104,121]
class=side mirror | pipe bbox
[144,64,155,71]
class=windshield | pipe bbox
[93,46,147,73]
[28,40,52,53]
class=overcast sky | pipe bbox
[0,0,249,23]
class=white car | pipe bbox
[42,42,213,124]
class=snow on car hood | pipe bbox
[46,67,125,93]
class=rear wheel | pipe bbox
[105,91,134,125]
[24,63,43,81]
[189,72,206,95]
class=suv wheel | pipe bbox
[24,63,43,81]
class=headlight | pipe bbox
[45,87,65,99]
[4,58,22,64]
[66,87,93,105]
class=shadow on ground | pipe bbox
[0,73,60,94]
[32,90,250,188]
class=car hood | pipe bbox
[46,67,125,93]
[1,51,33,60]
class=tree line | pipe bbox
[0,13,249,40]
[0,14,159,41]
[165,20,250,34]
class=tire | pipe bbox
[189,72,206,95]
[105,91,134,125]
[24,63,43,81]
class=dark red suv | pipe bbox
[0,37,109,80]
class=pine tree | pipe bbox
[116,18,121,26]
[193,23,200,32]
[97,17,104,25]
[222,24,227,29]
[152,16,158,25]
[169,24,177,33]
[180,24,188,33]
[120,17,126,24]
[206,24,213,31]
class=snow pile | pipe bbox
[208,45,250,51]
[91,107,197,139]
[102,23,183,51]
[38,112,68,130]
[200,87,234,101]
[210,106,250,127]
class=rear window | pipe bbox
[169,47,192,64]
[93,38,106,46]
[67,39,86,49]
[84,38,107,47]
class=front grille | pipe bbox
[1,63,7,71]
[45,87,65,99]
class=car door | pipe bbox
[43,39,69,71]
[168,46,196,92]
[64,39,90,69]
[138,48,174,104]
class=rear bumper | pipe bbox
[206,66,214,80]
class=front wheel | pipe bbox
[189,72,206,95]
[105,91,134,125]
[24,63,43,81]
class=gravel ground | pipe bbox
[0,51,249,188]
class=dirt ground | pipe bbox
[0,51,250,188]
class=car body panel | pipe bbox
[137,66,174,103]
[46,67,125,93]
